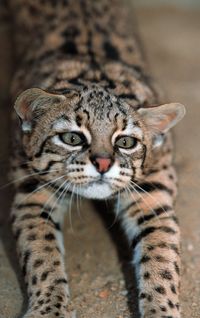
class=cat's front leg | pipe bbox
[118,169,181,318]
[11,180,76,318]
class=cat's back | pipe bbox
[9,0,159,108]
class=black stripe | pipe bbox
[119,200,139,215]
[17,203,45,210]
[49,183,67,197]
[18,179,40,193]
[137,182,173,195]
[162,215,179,224]
[137,205,172,225]
[132,226,176,249]
[35,136,52,158]
[118,93,138,100]
[40,212,61,231]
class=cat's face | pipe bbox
[15,87,185,199]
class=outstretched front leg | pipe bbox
[11,176,76,318]
[118,167,181,318]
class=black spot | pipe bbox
[169,244,180,255]
[160,270,173,280]
[147,245,155,251]
[176,303,180,310]
[57,295,63,301]
[170,284,177,294]
[155,286,166,295]
[140,255,151,263]
[154,255,166,263]
[46,292,51,297]
[150,309,156,313]
[144,272,150,279]
[53,261,60,266]
[174,262,180,275]
[104,41,119,60]
[32,275,37,285]
[45,298,51,304]
[160,306,167,312]
[44,233,55,241]
[22,250,31,276]
[147,294,153,302]
[41,271,49,281]
[55,303,61,308]
[55,313,59,317]
[45,306,51,313]
[139,293,152,302]
[60,40,78,55]
[54,278,68,285]
[44,246,54,252]
[33,305,39,311]
[34,259,44,268]
[14,228,22,240]
[36,290,41,297]
[139,293,146,299]
[118,93,138,100]
[49,285,55,291]
[27,233,37,241]
[38,299,44,305]
[168,299,175,308]
[28,225,35,230]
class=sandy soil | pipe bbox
[0,5,199,318]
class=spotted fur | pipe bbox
[8,0,185,317]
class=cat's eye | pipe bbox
[115,136,137,149]
[59,132,86,146]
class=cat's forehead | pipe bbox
[74,86,130,120]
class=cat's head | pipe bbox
[14,86,185,199]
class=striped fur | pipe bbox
[8,0,185,317]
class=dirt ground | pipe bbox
[0,5,200,318]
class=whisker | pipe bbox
[46,180,71,225]
[15,175,67,207]
[68,184,76,233]
[130,180,170,217]
[128,183,164,225]
[0,169,61,190]
[40,179,68,218]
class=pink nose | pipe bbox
[91,156,112,173]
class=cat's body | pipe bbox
[8,1,185,318]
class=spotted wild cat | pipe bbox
[8,0,185,317]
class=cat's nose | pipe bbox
[90,155,113,174]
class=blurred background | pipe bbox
[0,1,199,318]
[135,0,200,7]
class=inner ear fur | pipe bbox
[138,103,186,134]
[14,88,66,123]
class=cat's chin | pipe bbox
[76,182,113,199]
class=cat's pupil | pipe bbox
[71,136,75,143]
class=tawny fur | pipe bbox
[7,1,185,317]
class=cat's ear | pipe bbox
[138,103,186,135]
[14,88,66,132]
